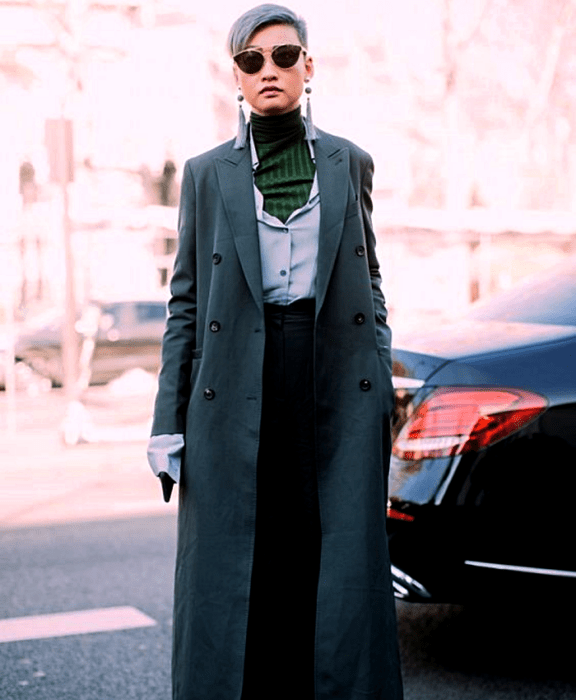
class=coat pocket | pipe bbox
[189,352,202,390]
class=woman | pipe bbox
[147,5,403,699]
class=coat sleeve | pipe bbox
[151,160,197,436]
[360,155,393,375]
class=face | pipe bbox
[233,24,314,117]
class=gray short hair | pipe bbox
[227,4,308,56]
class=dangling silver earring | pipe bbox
[234,91,248,149]
[304,85,316,141]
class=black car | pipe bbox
[15,299,167,386]
[388,257,576,603]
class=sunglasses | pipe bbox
[233,44,306,74]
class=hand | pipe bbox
[158,471,175,503]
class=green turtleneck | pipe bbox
[250,107,315,224]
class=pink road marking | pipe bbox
[0,606,156,643]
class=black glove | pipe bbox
[158,471,175,503]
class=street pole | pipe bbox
[55,116,78,401]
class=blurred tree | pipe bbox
[0,52,37,89]
[406,0,576,210]
[518,0,576,208]
[442,0,492,210]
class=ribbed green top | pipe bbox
[250,107,315,223]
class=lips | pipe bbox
[260,87,282,95]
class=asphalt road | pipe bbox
[1,513,575,700]
[0,515,174,700]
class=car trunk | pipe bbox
[390,322,576,591]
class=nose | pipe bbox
[260,53,279,78]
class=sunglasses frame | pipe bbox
[233,43,306,75]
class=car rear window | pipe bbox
[467,264,576,326]
[135,302,167,323]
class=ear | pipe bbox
[305,55,315,81]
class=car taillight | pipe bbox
[387,506,415,522]
[392,387,547,460]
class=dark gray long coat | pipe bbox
[151,128,403,700]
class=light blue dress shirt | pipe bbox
[146,433,184,481]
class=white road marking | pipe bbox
[0,606,156,644]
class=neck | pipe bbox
[250,107,304,144]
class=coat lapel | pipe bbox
[314,135,351,316]
[215,144,264,312]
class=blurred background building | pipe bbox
[2,0,576,331]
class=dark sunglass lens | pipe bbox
[236,50,264,74]
[272,45,301,68]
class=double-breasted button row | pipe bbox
[355,245,366,257]
[212,253,222,265]
[205,315,221,397]
[354,313,366,325]
[359,379,371,391]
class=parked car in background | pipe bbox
[0,323,45,392]
[15,298,167,386]
[388,257,576,603]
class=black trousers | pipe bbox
[242,301,321,700]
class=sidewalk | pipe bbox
[0,376,176,529]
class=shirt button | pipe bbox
[212,253,222,265]
[209,321,220,333]
[355,246,366,257]
[354,313,366,325]
[280,269,287,277]
[359,379,371,391]
[203,388,215,400]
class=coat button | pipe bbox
[203,388,215,400]
[212,253,222,264]
[209,320,221,333]
[355,245,366,257]
[354,313,366,325]
[359,379,371,391]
